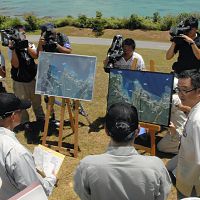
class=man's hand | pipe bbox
[169,122,176,135]
[8,40,15,50]
[179,34,194,44]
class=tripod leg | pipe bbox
[79,103,91,125]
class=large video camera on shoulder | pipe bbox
[41,23,58,52]
[169,17,198,44]
[0,28,28,50]
[104,35,124,73]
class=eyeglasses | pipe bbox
[0,109,21,120]
[174,87,197,95]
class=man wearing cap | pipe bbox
[37,22,72,54]
[37,23,72,122]
[0,93,56,200]
[74,102,171,200]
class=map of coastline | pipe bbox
[108,69,173,126]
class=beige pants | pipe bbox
[13,79,45,123]
[157,131,180,154]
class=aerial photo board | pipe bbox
[107,68,174,126]
[35,52,97,101]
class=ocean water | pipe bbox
[0,0,200,18]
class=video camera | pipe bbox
[104,35,124,73]
[169,17,198,44]
[0,28,28,50]
[40,23,57,52]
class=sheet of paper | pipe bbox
[33,145,65,176]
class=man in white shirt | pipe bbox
[74,102,171,200]
[167,70,200,197]
[104,38,145,71]
[0,93,56,200]
[157,77,190,154]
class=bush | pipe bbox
[0,17,22,29]
[92,11,106,36]
[0,12,199,34]
[23,13,38,31]
[159,15,176,31]
[125,14,143,30]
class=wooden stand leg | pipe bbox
[66,99,75,133]
[149,60,156,72]
[58,98,66,149]
[73,100,79,158]
[42,97,54,146]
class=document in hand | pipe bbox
[33,145,65,176]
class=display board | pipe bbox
[36,52,97,101]
[107,68,174,126]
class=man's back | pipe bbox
[74,145,171,200]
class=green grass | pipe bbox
[0,42,177,200]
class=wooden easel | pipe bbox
[134,122,161,155]
[42,96,79,157]
[131,59,161,155]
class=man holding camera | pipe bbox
[37,23,72,54]
[8,25,45,131]
[37,23,72,122]
[104,38,145,71]
[166,16,200,74]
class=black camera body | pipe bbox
[40,23,57,52]
[104,35,124,73]
[169,17,198,44]
[0,28,28,50]
[43,29,57,52]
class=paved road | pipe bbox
[27,35,170,50]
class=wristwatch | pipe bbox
[190,42,195,46]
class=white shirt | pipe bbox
[74,144,171,200]
[171,94,187,136]
[114,52,145,70]
[0,127,56,200]
[176,101,200,196]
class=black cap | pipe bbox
[0,93,31,119]
[184,17,198,28]
[40,22,55,33]
[106,102,138,142]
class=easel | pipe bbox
[42,96,79,158]
[134,122,161,155]
[131,59,161,155]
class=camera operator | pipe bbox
[8,25,45,131]
[37,23,72,122]
[37,23,72,54]
[104,38,145,71]
[166,16,200,74]
[0,48,6,93]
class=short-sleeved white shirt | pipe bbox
[114,52,145,70]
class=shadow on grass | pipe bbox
[88,116,105,133]
[41,140,81,157]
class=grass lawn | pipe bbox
[0,28,178,200]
